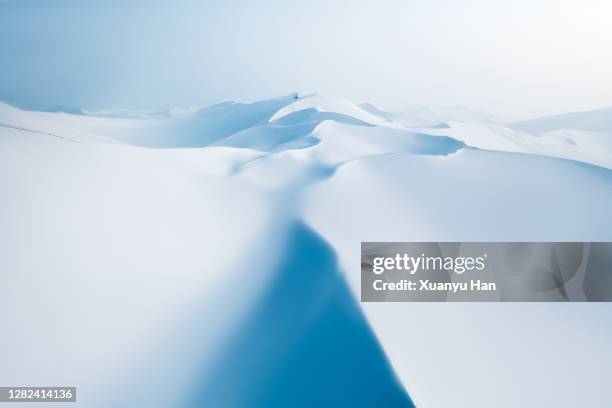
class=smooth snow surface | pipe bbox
[1,94,612,408]
[511,106,612,134]
[360,102,501,127]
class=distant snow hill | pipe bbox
[1,94,612,408]
[510,105,612,134]
[359,101,500,127]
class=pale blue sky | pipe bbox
[1,0,611,120]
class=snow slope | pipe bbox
[415,121,612,169]
[510,105,612,134]
[1,95,611,408]
[270,94,401,128]
[360,102,501,127]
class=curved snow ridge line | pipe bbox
[331,149,463,172]
[306,146,468,184]
[509,105,612,134]
[456,143,612,174]
[417,120,612,170]
[224,119,380,173]
[0,121,83,144]
[269,108,379,129]
[228,119,467,169]
[229,135,467,190]
[269,94,405,129]
[211,122,321,152]
[334,144,612,184]
[224,119,342,171]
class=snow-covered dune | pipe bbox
[270,94,399,128]
[414,121,612,169]
[359,102,500,128]
[1,94,611,408]
[19,95,299,148]
[302,148,612,407]
[510,105,612,134]
[0,102,122,144]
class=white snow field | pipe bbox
[1,94,612,408]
